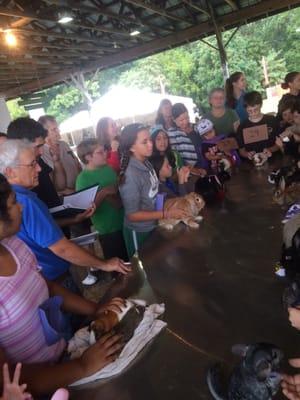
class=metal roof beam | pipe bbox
[181,1,210,17]
[7,27,129,46]
[223,0,239,11]
[2,0,300,98]
[0,6,144,37]
[124,0,192,23]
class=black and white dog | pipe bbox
[207,343,283,400]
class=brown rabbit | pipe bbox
[273,177,300,206]
[159,192,205,230]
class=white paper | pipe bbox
[63,185,98,209]
[49,185,98,214]
[70,231,98,246]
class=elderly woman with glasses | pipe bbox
[0,173,125,398]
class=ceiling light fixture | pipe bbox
[4,30,17,47]
[58,11,74,24]
[130,30,140,36]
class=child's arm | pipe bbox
[127,210,163,222]
[94,186,117,207]
[46,280,125,316]
[0,335,123,397]
[128,209,189,222]
[177,167,190,184]
[46,279,97,316]
[275,137,285,153]
[239,147,255,160]
[265,143,279,154]
[204,152,223,161]
[233,120,240,133]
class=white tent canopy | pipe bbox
[60,86,196,135]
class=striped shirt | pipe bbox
[167,127,202,167]
[0,236,65,363]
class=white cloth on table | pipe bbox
[67,301,166,386]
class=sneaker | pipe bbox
[82,273,98,285]
[274,262,286,277]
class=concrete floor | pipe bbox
[71,160,300,400]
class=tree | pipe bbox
[6,98,27,120]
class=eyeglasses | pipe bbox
[16,160,39,168]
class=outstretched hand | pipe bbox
[96,297,127,316]
[101,258,131,275]
[78,333,124,377]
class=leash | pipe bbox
[166,327,226,363]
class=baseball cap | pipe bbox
[150,124,167,138]
[195,119,214,136]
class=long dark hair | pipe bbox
[277,96,297,119]
[96,117,116,150]
[119,123,147,185]
[0,174,12,223]
[225,71,243,108]
[281,72,300,90]
[155,99,173,128]
[151,130,176,168]
[149,154,165,178]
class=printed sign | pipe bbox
[242,124,269,145]
[217,137,239,152]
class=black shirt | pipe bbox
[32,158,61,208]
[188,126,203,167]
[283,136,300,161]
[236,114,279,153]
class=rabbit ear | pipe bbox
[231,344,249,357]
[279,177,286,192]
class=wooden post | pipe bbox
[262,56,269,87]
[207,1,229,80]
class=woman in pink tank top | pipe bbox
[0,173,124,398]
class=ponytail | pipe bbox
[118,122,149,185]
[118,151,130,185]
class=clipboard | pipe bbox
[242,124,269,145]
[70,231,99,246]
[49,184,99,218]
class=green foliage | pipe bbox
[6,98,27,120]
[6,8,300,121]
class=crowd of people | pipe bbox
[0,70,300,399]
